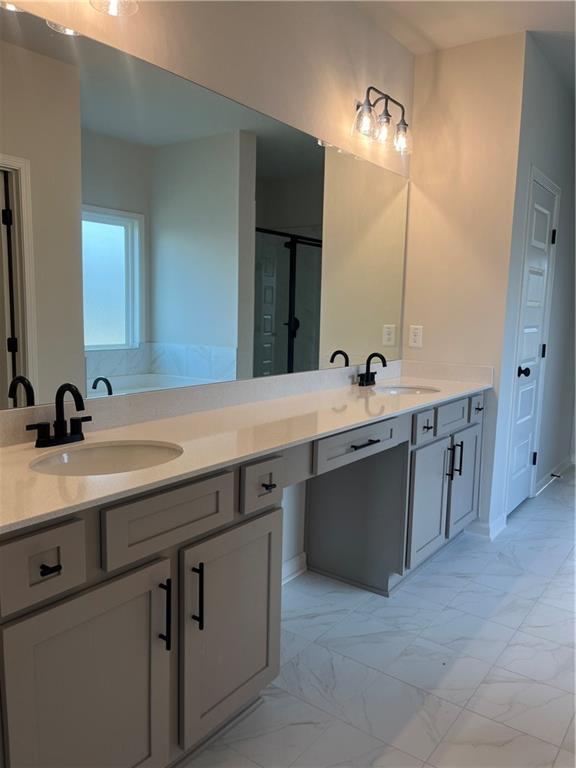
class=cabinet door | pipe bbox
[2,560,171,768]
[447,423,481,538]
[407,437,450,569]
[180,510,282,750]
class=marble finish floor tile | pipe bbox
[343,674,461,762]
[553,749,575,768]
[355,591,441,633]
[496,631,575,693]
[280,629,312,666]
[290,720,424,768]
[419,608,515,663]
[466,667,575,746]
[561,717,575,753]
[276,642,379,722]
[316,613,419,671]
[184,742,263,767]
[427,710,559,768]
[400,574,469,607]
[520,602,575,648]
[281,589,358,641]
[222,686,332,768]
[449,583,536,629]
[383,637,491,705]
[540,575,576,613]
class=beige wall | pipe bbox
[0,41,85,402]
[20,1,413,178]
[321,148,408,365]
[403,35,526,534]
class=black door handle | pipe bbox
[518,366,531,378]
[192,562,205,631]
[455,441,464,476]
[446,445,455,479]
[39,562,62,578]
[158,578,172,651]
[351,438,381,451]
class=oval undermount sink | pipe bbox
[376,385,441,395]
[30,440,183,477]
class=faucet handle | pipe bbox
[26,422,52,447]
[70,415,92,437]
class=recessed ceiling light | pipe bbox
[45,20,81,36]
[89,0,138,17]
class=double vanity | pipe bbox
[0,374,489,768]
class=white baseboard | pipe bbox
[534,456,574,496]
[282,553,307,585]
[467,515,507,540]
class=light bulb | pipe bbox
[393,121,412,154]
[46,20,80,36]
[353,101,376,138]
[89,0,138,17]
[0,3,21,11]
[375,111,391,144]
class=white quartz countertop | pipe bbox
[0,377,490,535]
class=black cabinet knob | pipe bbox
[517,366,531,378]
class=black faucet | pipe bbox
[26,383,92,448]
[8,376,35,407]
[358,353,388,387]
[92,376,113,396]
[329,350,350,367]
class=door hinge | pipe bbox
[6,337,17,354]
[541,343,547,359]
[532,451,538,466]
[551,228,557,245]
[1,208,13,227]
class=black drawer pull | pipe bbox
[192,562,205,631]
[261,482,278,492]
[39,563,62,578]
[422,423,434,432]
[158,578,172,651]
[351,438,381,451]
[475,405,484,413]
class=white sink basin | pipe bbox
[376,385,441,395]
[30,440,183,477]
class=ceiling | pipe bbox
[361,1,575,87]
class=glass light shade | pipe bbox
[90,0,138,17]
[375,113,391,144]
[0,3,22,11]
[46,20,80,36]
[353,102,376,138]
[393,123,412,154]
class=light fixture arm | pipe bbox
[364,86,406,124]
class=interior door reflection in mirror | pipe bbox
[0,8,408,408]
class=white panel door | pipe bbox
[253,243,277,377]
[506,173,558,514]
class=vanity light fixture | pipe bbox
[89,0,139,17]
[353,86,412,155]
[45,20,81,36]
[0,3,21,11]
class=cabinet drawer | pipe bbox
[412,409,436,446]
[435,398,469,436]
[0,519,86,616]
[314,415,409,475]
[469,393,485,423]
[241,456,283,515]
[102,472,234,571]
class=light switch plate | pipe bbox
[382,324,396,346]
[409,325,423,348]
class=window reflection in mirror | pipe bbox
[0,7,408,408]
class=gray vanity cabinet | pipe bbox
[446,423,481,538]
[180,509,282,751]
[407,437,451,568]
[1,559,171,768]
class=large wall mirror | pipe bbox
[0,8,408,408]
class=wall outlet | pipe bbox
[408,325,423,348]
[382,324,396,346]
